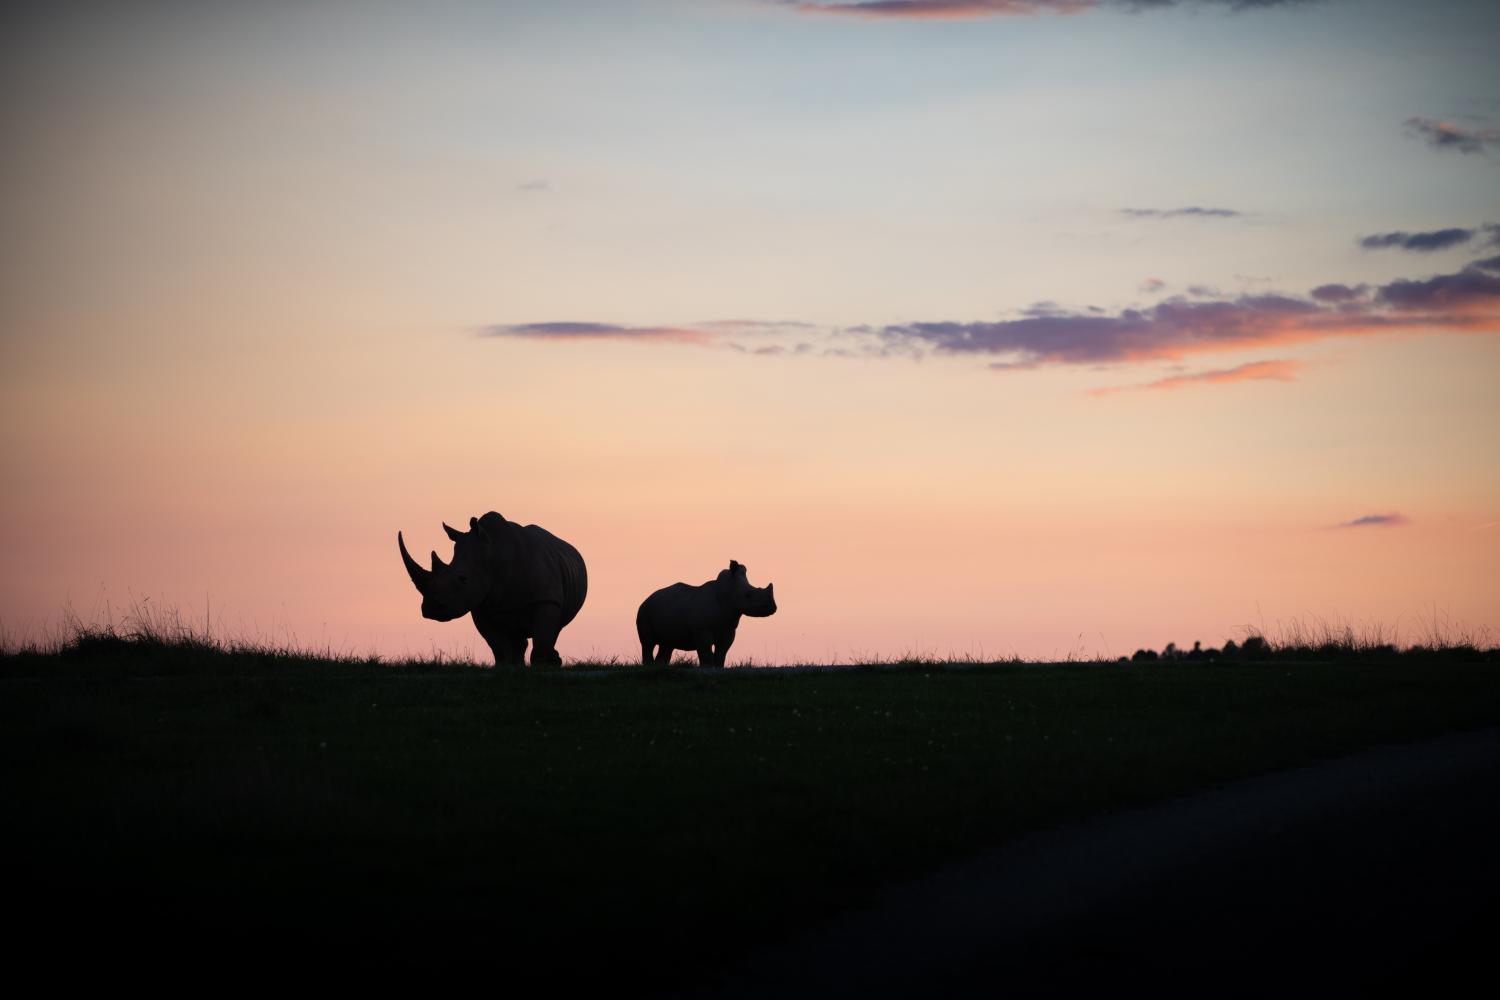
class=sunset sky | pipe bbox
[2,0,1497,662]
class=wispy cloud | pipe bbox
[772,0,1082,17]
[1140,277,1166,294]
[482,263,1500,373]
[516,179,551,193]
[481,322,713,345]
[1122,206,1243,220]
[1359,227,1477,252]
[766,0,1318,19]
[1090,359,1299,395]
[1472,254,1500,274]
[1404,117,1500,154]
[1336,513,1410,529]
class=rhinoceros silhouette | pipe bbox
[636,560,777,667]
[398,511,587,667]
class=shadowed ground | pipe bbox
[712,728,1500,997]
[3,640,1497,992]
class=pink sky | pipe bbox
[2,2,1497,662]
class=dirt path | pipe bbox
[703,728,1500,997]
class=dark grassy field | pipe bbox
[3,634,1498,991]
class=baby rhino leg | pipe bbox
[695,630,716,667]
[712,628,736,668]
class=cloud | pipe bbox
[1359,228,1476,252]
[1374,267,1500,311]
[1472,255,1500,274]
[1091,359,1299,395]
[482,264,1500,373]
[516,179,551,192]
[1336,513,1410,529]
[1122,207,1243,219]
[1140,278,1166,293]
[1404,117,1500,154]
[1309,283,1368,303]
[876,265,1500,367]
[772,0,1082,16]
[767,1,1317,19]
[481,322,713,345]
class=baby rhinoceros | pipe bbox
[636,560,777,667]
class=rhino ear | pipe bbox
[469,516,479,530]
[730,560,745,576]
[443,522,463,542]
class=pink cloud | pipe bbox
[1090,359,1300,395]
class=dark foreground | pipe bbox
[720,728,1500,998]
[3,641,1498,993]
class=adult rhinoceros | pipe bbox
[398,511,587,667]
[636,560,776,667]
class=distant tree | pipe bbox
[1242,635,1269,658]
[1222,639,1240,657]
[1131,648,1158,663]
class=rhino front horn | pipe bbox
[398,532,430,589]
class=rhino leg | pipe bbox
[712,628,735,668]
[473,608,526,669]
[498,634,527,666]
[654,644,674,666]
[529,603,564,668]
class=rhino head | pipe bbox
[398,516,498,622]
[720,560,777,618]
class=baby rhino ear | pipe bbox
[730,560,745,576]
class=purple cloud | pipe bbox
[1337,514,1410,529]
[1472,255,1500,274]
[1359,228,1476,252]
[1310,283,1369,304]
[1122,207,1243,219]
[1404,117,1500,154]
[483,264,1500,372]
[769,1,1318,19]
[482,322,713,345]
[1375,268,1500,311]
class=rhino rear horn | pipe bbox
[443,522,463,542]
[398,532,430,590]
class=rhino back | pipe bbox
[637,582,732,645]
[491,521,588,624]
